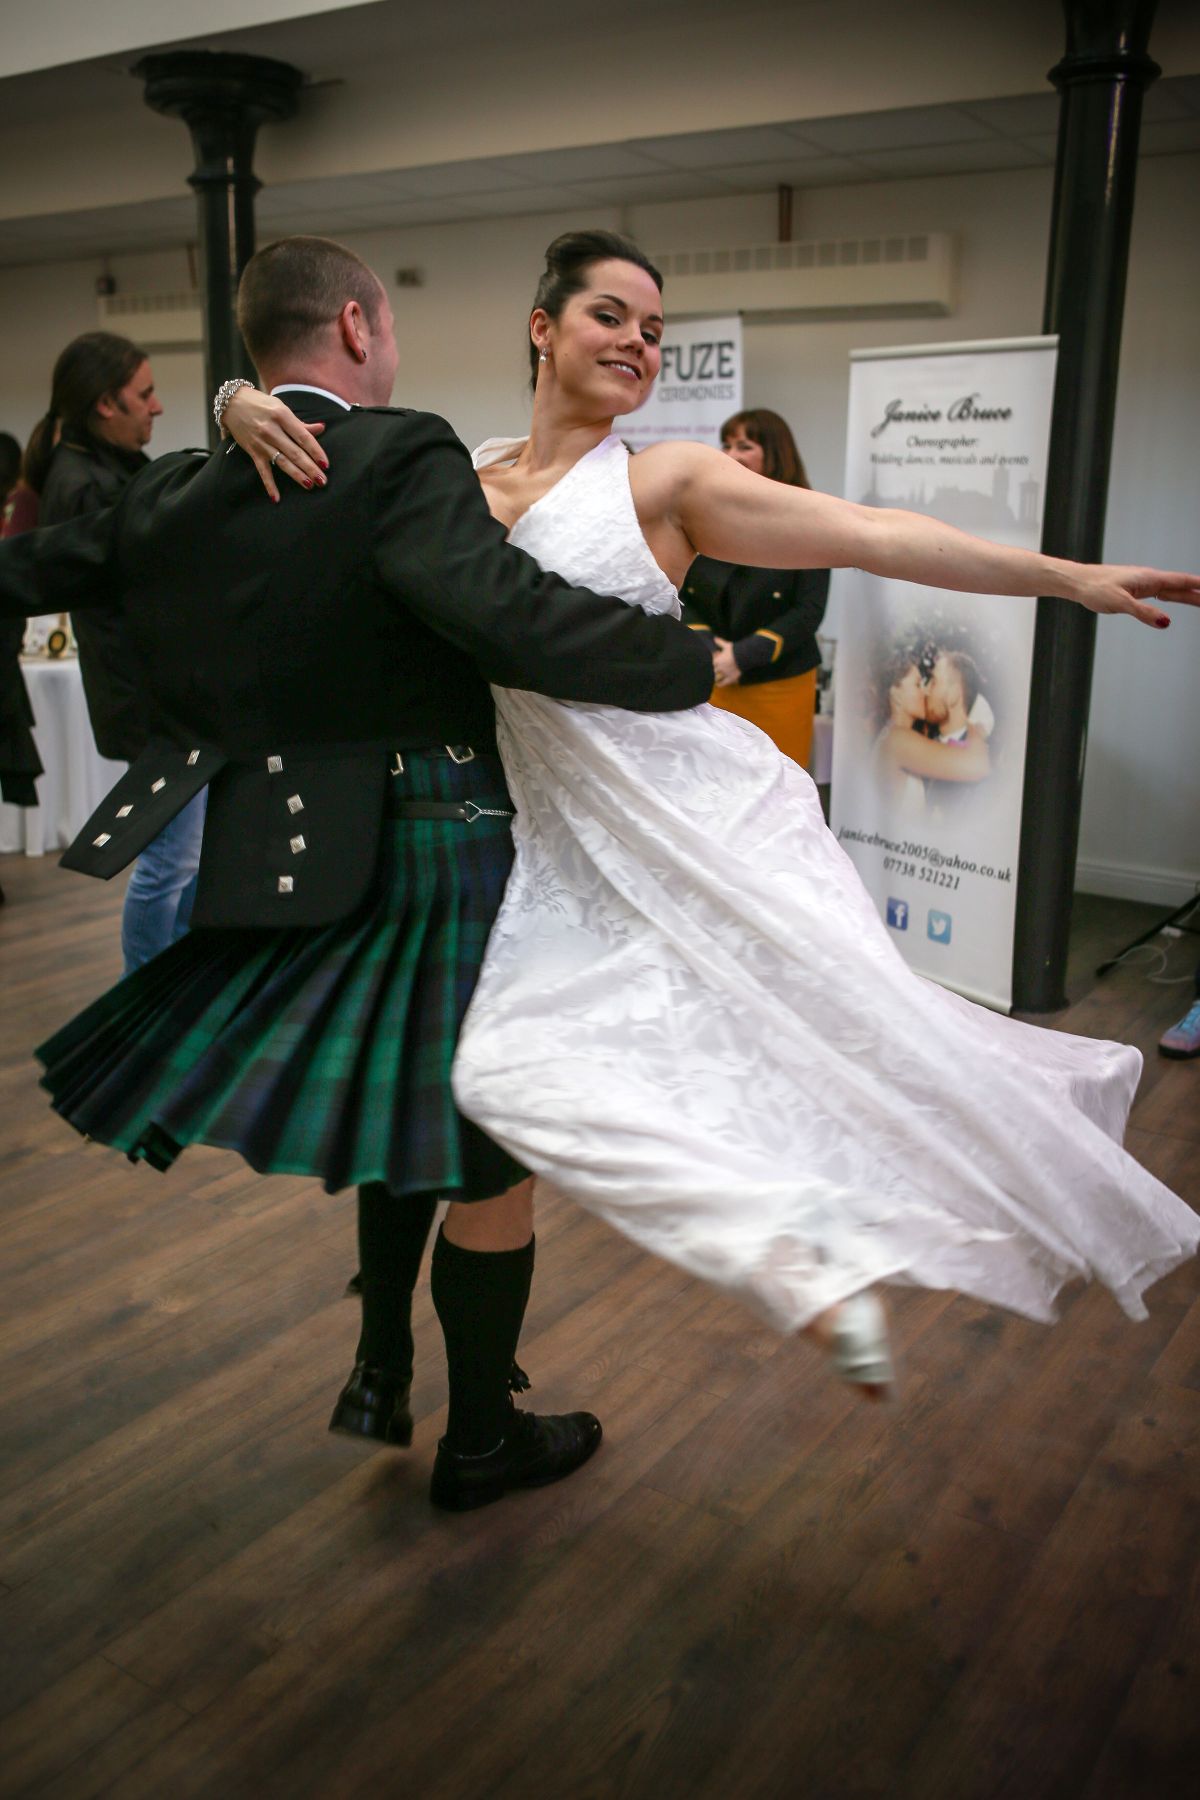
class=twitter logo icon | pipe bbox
[927,910,952,944]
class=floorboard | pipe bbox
[1,851,1197,1798]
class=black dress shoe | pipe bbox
[328,1362,413,1446]
[429,1407,602,1512]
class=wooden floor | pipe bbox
[0,852,1197,1800]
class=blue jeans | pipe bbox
[121,789,207,975]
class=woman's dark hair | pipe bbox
[720,408,810,487]
[22,331,147,494]
[0,431,20,502]
[528,230,663,389]
[875,643,923,733]
[237,235,386,371]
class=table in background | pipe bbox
[0,659,125,855]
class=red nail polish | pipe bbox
[304,478,313,489]
[1156,617,1170,629]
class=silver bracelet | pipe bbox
[213,376,254,436]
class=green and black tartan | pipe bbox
[36,752,527,1201]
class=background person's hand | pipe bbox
[222,388,329,503]
[712,637,742,687]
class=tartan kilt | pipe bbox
[36,752,527,1201]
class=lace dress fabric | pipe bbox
[453,435,1198,1331]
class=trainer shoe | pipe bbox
[1159,998,1200,1059]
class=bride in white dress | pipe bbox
[232,230,1199,1392]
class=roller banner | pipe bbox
[829,336,1058,1011]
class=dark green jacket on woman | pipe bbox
[680,556,829,685]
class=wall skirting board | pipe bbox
[1075,860,1200,908]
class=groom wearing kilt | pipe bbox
[0,237,713,1511]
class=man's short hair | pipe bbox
[237,236,385,370]
[940,651,981,713]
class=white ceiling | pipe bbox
[1,77,1198,270]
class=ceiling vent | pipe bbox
[97,291,203,348]
[650,232,955,321]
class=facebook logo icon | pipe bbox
[886,898,909,931]
[928,909,953,944]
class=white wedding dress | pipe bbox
[452,434,1198,1332]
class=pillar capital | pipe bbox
[134,51,302,440]
[1050,0,1161,87]
[134,50,302,132]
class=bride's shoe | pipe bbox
[813,1293,895,1400]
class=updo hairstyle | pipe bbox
[528,230,663,390]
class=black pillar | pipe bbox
[135,52,302,446]
[1011,0,1160,1011]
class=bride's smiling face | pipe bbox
[532,258,664,414]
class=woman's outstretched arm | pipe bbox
[653,441,1200,631]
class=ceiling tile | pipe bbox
[382,161,532,198]
[1166,75,1200,116]
[262,175,402,213]
[795,105,994,153]
[707,156,871,191]
[1141,82,1193,123]
[490,143,665,183]
[958,92,1061,138]
[451,184,603,216]
[347,196,479,225]
[629,125,825,170]
[1138,117,1200,155]
[567,170,728,205]
[853,138,1050,178]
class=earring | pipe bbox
[538,348,549,364]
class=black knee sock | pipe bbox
[431,1226,535,1455]
[354,1184,439,1381]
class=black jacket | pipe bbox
[0,397,712,927]
[40,435,150,761]
[680,557,829,685]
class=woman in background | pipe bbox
[0,429,44,897]
[681,408,827,767]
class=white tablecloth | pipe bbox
[0,659,125,856]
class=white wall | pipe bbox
[2,0,381,81]
[0,0,1078,224]
[1,153,1196,901]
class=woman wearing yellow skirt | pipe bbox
[680,408,828,767]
